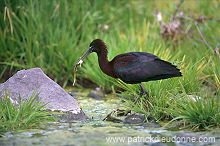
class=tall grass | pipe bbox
[0,91,57,132]
[0,0,154,86]
[165,95,220,129]
[1,0,91,85]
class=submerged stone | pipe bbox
[113,109,131,116]
[0,68,88,121]
[124,113,146,124]
[88,87,104,100]
[103,113,123,123]
[68,90,78,97]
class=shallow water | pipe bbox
[0,87,219,146]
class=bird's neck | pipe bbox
[97,49,117,78]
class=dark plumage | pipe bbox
[77,39,182,103]
[112,52,181,84]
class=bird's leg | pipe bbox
[139,83,149,97]
[133,83,149,104]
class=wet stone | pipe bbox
[68,90,79,97]
[57,110,88,122]
[124,113,146,124]
[88,92,103,100]
[88,87,104,100]
[114,109,131,116]
[103,114,123,123]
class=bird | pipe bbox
[76,39,182,104]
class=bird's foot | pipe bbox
[139,83,149,97]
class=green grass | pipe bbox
[0,91,57,132]
[0,0,219,129]
[165,94,220,129]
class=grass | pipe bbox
[0,91,57,132]
[0,0,219,129]
[165,94,220,129]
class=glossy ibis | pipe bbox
[75,39,182,103]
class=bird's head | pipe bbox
[79,39,107,60]
[89,39,107,53]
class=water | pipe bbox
[0,88,219,146]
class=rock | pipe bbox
[68,90,78,97]
[124,113,146,124]
[103,113,123,123]
[87,87,104,100]
[114,109,131,116]
[103,109,127,123]
[0,68,88,121]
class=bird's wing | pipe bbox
[112,52,181,84]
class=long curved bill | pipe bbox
[73,47,93,86]
[79,47,93,61]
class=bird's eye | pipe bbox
[89,46,95,51]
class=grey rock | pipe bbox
[103,113,123,123]
[88,92,103,100]
[124,113,146,124]
[0,68,88,121]
[68,90,78,97]
[88,87,104,100]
